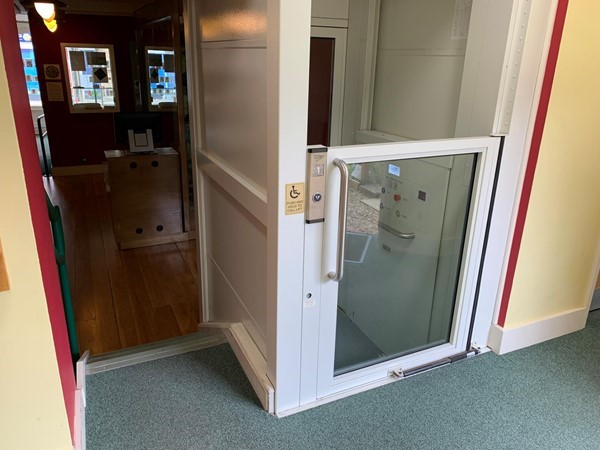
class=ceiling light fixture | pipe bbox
[34,2,55,20]
[34,2,58,33]
[45,19,57,32]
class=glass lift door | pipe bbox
[314,137,500,398]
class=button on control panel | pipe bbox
[306,147,327,223]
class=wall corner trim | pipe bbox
[74,350,90,450]
[489,306,587,355]
[497,0,570,327]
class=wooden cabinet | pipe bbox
[105,149,184,249]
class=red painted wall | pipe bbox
[0,1,76,440]
[28,13,138,167]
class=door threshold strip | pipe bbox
[86,332,227,375]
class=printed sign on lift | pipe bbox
[285,183,305,215]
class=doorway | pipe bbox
[21,0,201,357]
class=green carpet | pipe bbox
[86,312,600,449]
[335,309,384,375]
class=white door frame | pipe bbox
[279,0,560,416]
[265,0,313,414]
[471,0,560,345]
[314,137,500,398]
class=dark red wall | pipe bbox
[29,13,138,167]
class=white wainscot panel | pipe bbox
[202,47,267,191]
[311,0,349,20]
[205,178,267,355]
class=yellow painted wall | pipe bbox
[505,0,600,328]
[0,46,72,448]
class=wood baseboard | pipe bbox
[52,164,105,176]
[488,306,588,355]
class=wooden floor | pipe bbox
[44,174,201,356]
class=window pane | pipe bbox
[63,45,118,112]
[334,153,476,375]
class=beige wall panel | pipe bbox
[370,0,468,140]
[378,0,469,51]
[371,55,466,139]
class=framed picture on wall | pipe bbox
[44,64,61,80]
[61,43,120,113]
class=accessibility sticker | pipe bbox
[285,183,305,215]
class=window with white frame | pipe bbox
[62,44,119,113]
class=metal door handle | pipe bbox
[328,159,349,282]
[378,221,416,239]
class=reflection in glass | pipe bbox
[336,0,475,145]
[19,32,42,106]
[146,47,177,109]
[334,154,476,375]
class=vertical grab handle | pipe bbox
[328,159,349,282]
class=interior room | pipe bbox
[17,0,199,357]
[2,0,600,448]
[19,0,489,364]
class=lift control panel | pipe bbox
[306,147,327,223]
[378,159,451,253]
[379,164,417,241]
